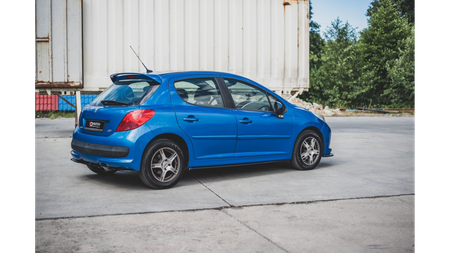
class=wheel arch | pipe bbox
[296,126,325,156]
[143,133,190,167]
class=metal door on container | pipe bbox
[170,77,237,160]
[222,78,294,158]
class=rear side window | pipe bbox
[91,81,159,106]
[174,78,224,108]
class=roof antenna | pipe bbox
[130,46,152,73]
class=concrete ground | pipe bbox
[35,116,414,252]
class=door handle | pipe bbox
[239,118,252,124]
[183,115,199,122]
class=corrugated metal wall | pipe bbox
[35,93,59,111]
[34,93,98,111]
[35,0,83,89]
[58,94,98,111]
[83,0,309,95]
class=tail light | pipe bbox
[116,109,155,132]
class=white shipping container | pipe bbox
[35,0,83,89]
[36,0,310,96]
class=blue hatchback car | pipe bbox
[71,71,333,189]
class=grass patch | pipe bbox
[36,111,76,119]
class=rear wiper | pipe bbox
[100,100,129,105]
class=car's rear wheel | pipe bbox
[139,139,186,189]
[291,130,322,170]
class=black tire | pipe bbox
[87,164,117,175]
[291,130,323,170]
[139,139,186,189]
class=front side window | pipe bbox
[174,78,224,108]
[223,79,272,112]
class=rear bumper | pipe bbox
[71,139,129,158]
[71,150,135,170]
[70,157,131,171]
[70,124,155,171]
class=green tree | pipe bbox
[384,25,415,107]
[359,0,411,106]
[367,0,414,24]
[392,0,415,23]
[309,0,325,72]
[303,18,369,108]
[303,0,414,109]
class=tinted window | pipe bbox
[223,79,272,112]
[91,81,158,106]
[174,78,224,107]
[267,93,287,113]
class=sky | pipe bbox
[310,0,374,36]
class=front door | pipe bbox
[222,78,294,158]
[170,77,237,160]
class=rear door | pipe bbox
[170,77,237,160]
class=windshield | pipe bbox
[90,81,159,106]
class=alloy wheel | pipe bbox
[300,137,321,165]
[150,147,180,183]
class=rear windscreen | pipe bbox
[90,81,159,106]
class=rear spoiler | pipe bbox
[110,72,162,84]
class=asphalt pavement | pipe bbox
[35,116,415,252]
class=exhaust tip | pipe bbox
[100,163,112,171]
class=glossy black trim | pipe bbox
[71,139,129,158]
[216,77,236,109]
[70,158,132,171]
[188,159,290,170]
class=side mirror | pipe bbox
[274,101,285,119]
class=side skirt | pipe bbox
[188,159,291,170]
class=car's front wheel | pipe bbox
[139,139,186,189]
[291,130,323,170]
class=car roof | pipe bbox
[111,70,275,93]
[121,70,251,84]
[110,70,288,104]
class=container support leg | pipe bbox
[75,91,81,127]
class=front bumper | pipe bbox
[320,121,333,156]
